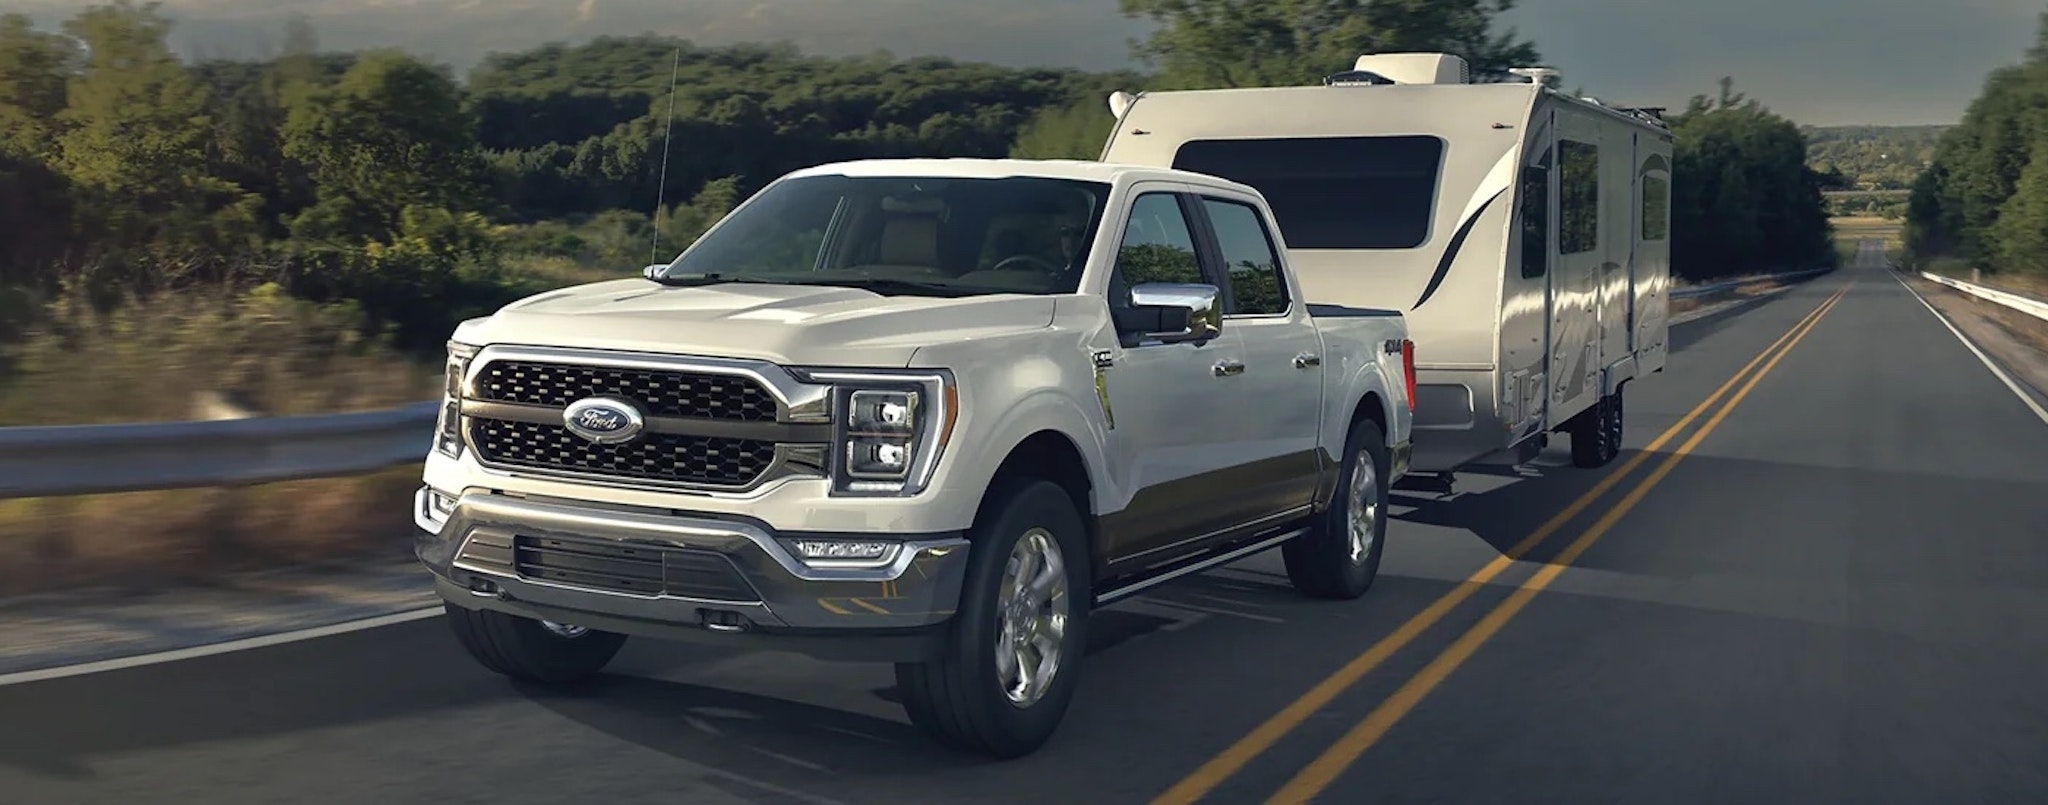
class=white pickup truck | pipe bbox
[414,158,1416,758]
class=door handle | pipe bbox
[1212,359,1245,377]
[1293,352,1321,369]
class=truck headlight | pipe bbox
[795,369,957,496]
[434,340,479,459]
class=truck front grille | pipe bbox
[469,418,778,488]
[472,359,777,421]
[512,534,761,602]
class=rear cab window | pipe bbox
[1197,197,1290,316]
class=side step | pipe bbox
[1094,526,1307,607]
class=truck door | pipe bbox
[1189,191,1323,523]
[1093,185,1250,571]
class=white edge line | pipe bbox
[1892,270,2048,427]
[0,606,444,688]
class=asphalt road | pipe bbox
[7,241,2048,804]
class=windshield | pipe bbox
[657,173,1111,296]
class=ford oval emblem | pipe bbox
[562,396,646,444]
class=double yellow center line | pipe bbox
[1152,280,1854,805]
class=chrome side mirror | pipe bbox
[1124,282,1223,344]
[642,264,666,280]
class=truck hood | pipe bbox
[461,278,1058,367]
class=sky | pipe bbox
[12,0,2041,126]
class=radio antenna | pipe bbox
[650,43,683,268]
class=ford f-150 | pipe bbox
[414,158,1416,758]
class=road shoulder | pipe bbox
[1899,271,2048,414]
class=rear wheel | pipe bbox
[895,478,1092,759]
[1568,387,1624,468]
[1283,417,1389,600]
[445,604,628,684]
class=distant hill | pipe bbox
[1803,124,1953,191]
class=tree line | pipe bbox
[0,0,1838,366]
[1906,15,2048,279]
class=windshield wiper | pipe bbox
[650,272,787,287]
[782,277,971,297]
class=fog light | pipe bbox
[781,538,901,567]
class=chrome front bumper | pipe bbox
[414,487,971,661]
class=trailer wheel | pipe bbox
[1283,417,1389,600]
[1569,388,1624,468]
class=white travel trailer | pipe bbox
[1097,53,1674,482]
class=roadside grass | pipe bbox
[1917,255,2048,302]
[0,466,422,597]
[0,255,632,595]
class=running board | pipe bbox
[1094,527,1308,607]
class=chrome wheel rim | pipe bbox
[540,620,589,638]
[1346,450,1381,564]
[995,527,1069,707]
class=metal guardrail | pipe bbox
[0,401,438,500]
[1917,272,2048,322]
[0,266,1834,500]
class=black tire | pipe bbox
[444,603,628,684]
[1568,389,1623,468]
[895,477,1092,759]
[1282,417,1390,600]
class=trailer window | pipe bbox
[1559,139,1599,255]
[1200,197,1290,316]
[1171,135,1443,251]
[1519,152,1550,279]
[1641,174,1669,241]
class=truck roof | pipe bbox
[786,157,1262,198]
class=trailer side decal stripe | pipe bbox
[1411,187,1506,310]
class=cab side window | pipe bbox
[1113,192,1206,296]
[1201,197,1290,315]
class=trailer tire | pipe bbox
[1283,417,1389,600]
[1569,388,1624,468]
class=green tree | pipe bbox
[1118,0,1540,89]
[0,14,80,159]
[1988,139,2048,275]
[51,0,260,274]
[1905,13,2048,276]
[1010,99,1113,160]
[1666,78,1836,281]
[281,49,492,244]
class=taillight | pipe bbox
[1400,339,1416,412]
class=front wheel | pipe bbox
[1282,417,1390,600]
[445,604,628,684]
[895,477,1092,759]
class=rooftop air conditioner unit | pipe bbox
[1349,53,1471,85]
